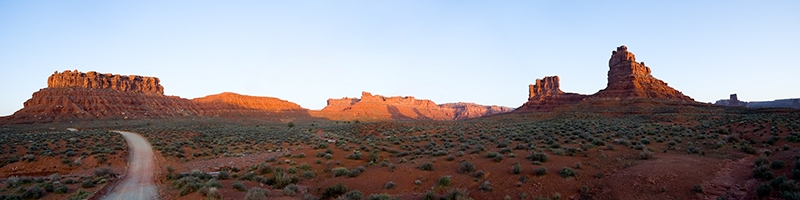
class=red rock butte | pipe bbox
[517,45,696,112]
[317,92,513,121]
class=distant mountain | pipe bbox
[715,94,800,109]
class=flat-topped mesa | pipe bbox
[529,76,564,99]
[47,70,164,95]
[592,45,694,101]
[319,91,513,120]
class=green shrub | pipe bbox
[458,161,475,174]
[527,152,548,163]
[244,187,268,200]
[420,162,434,171]
[478,181,493,192]
[302,171,316,179]
[756,183,771,198]
[21,186,44,199]
[437,176,451,187]
[693,184,704,193]
[384,181,395,189]
[512,162,522,174]
[322,183,348,199]
[534,167,547,176]
[217,170,230,180]
[333,167,348,177]
[559,167,576,178]
[81,179,95,188]
[344,190,365,200]
[771,160,785,169]
[367,194,394,200]
[55,185,68,193]
[233,181,247,192]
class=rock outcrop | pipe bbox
[318,92,513,120]
[517,76,588,112]
[517,45,695,112]
[592,46,693,101]
[48,70,164,95]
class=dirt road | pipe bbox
[101,131,158,200]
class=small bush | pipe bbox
[527,152,548,163]
[333,167,348,177]
[217,170,230,180]
[512,162,522,174]
[420,162,434,171]
[81,179,95,188]
[693,184,704,193]
[756,183,772,198]
[302,171,316,179]
[94,167,114,177]
[347,169,362,177]
[384,181,396,189]
[478,181,493,192]
[233,181,247,192]
[559,167,576,178]
[322,183,348,199]
[21,186,45,199]
[55,185,68,193]
[771,160,785,169]
[458,161,476,174]
[534,167,547,176]
[437,176,451,187]
[344,190,364,200]
[245,187,268,200]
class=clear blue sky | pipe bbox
[1,1,799,116]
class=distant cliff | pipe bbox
[48,70,164,95]
[715,94,800,109]
[319,92,513,120]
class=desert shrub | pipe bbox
[559,167,577,178]
[474,170,486,179]
[458,161,476,174]
[81,179,95,188]
[437,176,451,187]
[527,152,548,163]
[94,167,114,178]
[512,162,522,174]
[55,185,68,194]
[446,155,455,161]
[478,181,493,192]
[245,187,268,200]
[420,162,434,171]
[256,163,273,175]
[344,190,365,200]
[367,194,394,200]
[217,170,230,180]
[753,164,774,180]
[347,152,363,160]
[384,181,395,189]
[302,171,316,179]
[21,186,44,199]
[67,189,90,200]
[755,157,770,166]
[347,169,362,177]
[284,184,299,196]
[333,167,348,177]
[534,167,547,176]
[233,181,247,192]
[693,184,704,193]
[771,160,785,169]
[206,187,224,200]
[757,183,772,198]
[741,145,757,154]
[206,179,223,188]
[322,183,348,199]
[64,178,77,184]
[639,150,653,160]
[294,153,306,158]
[492,153,503,162]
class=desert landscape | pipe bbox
[1,45,799,200]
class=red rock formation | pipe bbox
[48,70,164,95]
[591,46,693,101]
[318,92,513,120]
[517,45,695,113]
[517,76,588,112]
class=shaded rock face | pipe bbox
[592,46,693,101]
[48,70,164,95]
[319,92,513,120]
[517,45,695,112]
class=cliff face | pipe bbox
[48,70,164,95]
[517,45,695,113]
[318,92,513,120]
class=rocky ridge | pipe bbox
[319,92,513,120]
[48,70,164,95]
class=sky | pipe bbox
[1,1,799,116]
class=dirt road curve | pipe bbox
[101,131,158,200]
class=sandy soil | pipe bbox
[100,131,158,200]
